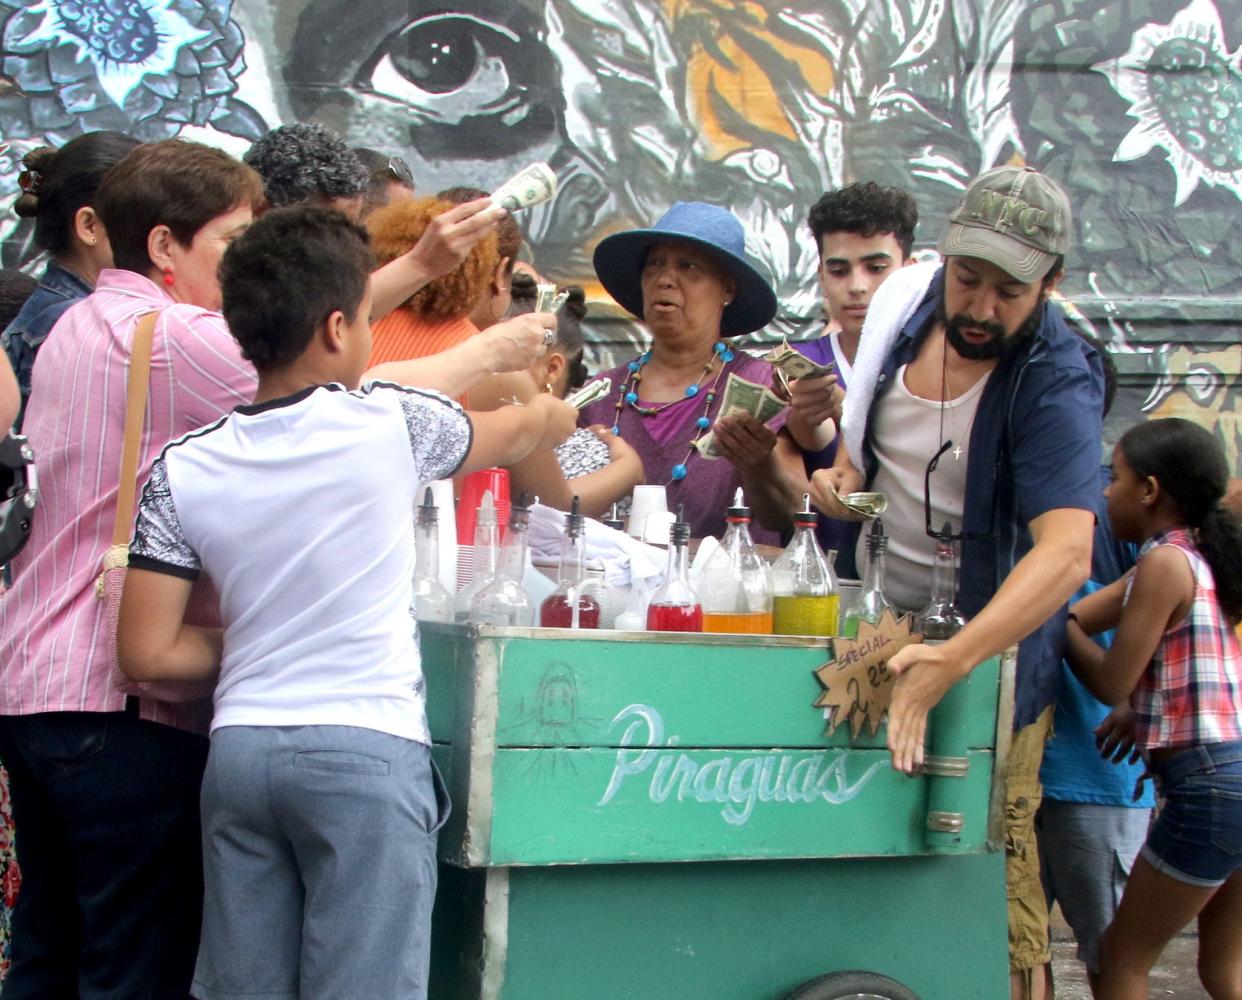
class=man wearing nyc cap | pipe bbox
[812,166,1103,1000]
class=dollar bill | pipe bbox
[535,282,571,315]
[764,338,835,381]
[490,162,557,212]
[836,492,889,517]
[692,372,787,460]
[565,377,612,410]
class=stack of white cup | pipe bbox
[627,485,670,542]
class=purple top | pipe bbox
[580,352,785,544]
[793,334,857,567]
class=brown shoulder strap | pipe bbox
[111,312,158,547]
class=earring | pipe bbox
[545,382,555,394]
[162,269,175,287]
[88,237,97,246]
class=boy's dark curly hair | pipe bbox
[807,182,919,258]
[243,123,367,208]
[220,206,373,374]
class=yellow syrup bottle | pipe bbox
[770,494,839,638]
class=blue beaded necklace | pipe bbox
[611,341,734,482]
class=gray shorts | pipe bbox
[191,725,449,1000]
[1037,799,1150,973]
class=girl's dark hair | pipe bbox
[1119,418,1242,619]
[12,131,141,256]
[508,280,589,389]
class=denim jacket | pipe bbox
[861,268,1104,729]
[2,261,92,428]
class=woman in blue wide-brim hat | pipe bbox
[578,201,791,543]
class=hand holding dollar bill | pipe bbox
[833,491,888,518]
[535,283,570,316]
[692,372,787,460]
[764,338,836,383]
[490,162,557,213]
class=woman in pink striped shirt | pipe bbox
[0,139,266,1000]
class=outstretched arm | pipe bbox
[369,198,508,320]
[884,506,1094,773]
[364,313,555,398]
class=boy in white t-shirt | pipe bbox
[116,206,576,1000]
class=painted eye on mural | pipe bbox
[353,11,558,155]
[365,15,514,109]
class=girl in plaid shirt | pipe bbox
[1066,418,1242,1000]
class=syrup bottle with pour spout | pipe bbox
[771,494,839,637]
[539,496,600,629]
[413,488,453,624]
[700,488,774,634]
[645,507,702,632]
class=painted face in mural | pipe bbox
[279,0,564,197]
[817,232,907,341]
[639,242,736,346]
[941,257,1057,362]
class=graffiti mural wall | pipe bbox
[0,0,1239,465]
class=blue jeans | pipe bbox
[0,710,208,999]
[192,726,450,1000]
[1143,740,1242,887]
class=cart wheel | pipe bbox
[783,970,921,1000]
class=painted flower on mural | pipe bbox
[1094,0,1242,206]
[0,0,264,144]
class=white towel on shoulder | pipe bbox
[840,261,939,469]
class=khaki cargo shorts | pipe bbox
[1004,705,1054,974]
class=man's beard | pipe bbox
[937,291,1043,361]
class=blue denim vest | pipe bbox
[861,268,1105,729]
[2,261,92,429]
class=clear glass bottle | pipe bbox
[472,495,534,626]
[771,494,839,637]
[453,490,499,622]
[414,487,453,625]
[700,488,774,634]
[914,523,967,642]
[646,512,702,632]
[842,517,891,638]
[539,496,600,629]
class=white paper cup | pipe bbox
[627,485,669,538]
[640,510,676,545]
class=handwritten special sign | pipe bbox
[598,704,883,826]
[814,608,923,738]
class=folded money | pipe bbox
[692,373,787,460]
[565,377,612,410]
[837,492,888,517]
[490,162,557,212]
[535,282,570,316]
[764,338,835,381]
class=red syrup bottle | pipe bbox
[646,511,703,632]
[539,496,600,629]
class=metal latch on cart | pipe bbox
[918,754,969,778]
[927,811,964,833]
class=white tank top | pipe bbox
[860,364,987,612]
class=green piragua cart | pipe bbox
[422,624,1015,1000]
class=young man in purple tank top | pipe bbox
[746,183,918,565]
